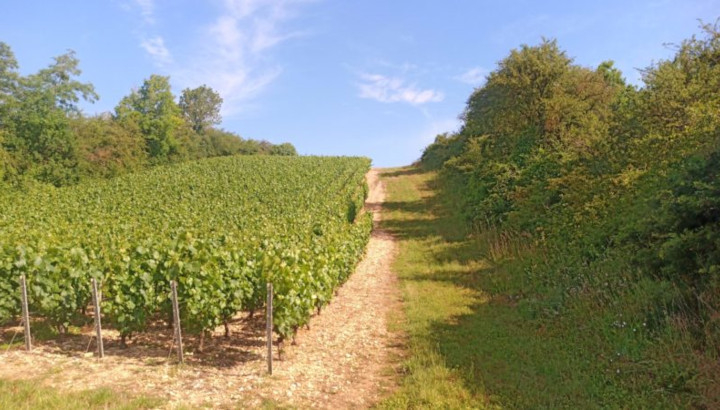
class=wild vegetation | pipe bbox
[418,22,720,406]
[0,155,371,345]
[0,43,296,188]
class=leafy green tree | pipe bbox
[635,22,720,164]
[202,128,247,156]
[596,60,626,88]
[0,43,19,181]
[269,142,298,156]
[0,43,19,125]
[179,85,223,134]
[28,50,97,113]
[439,39,622,228]
[115,75,182,162]
[420,133,465,170]
[9,96,80,186]
[461,39,571,139]
[1,45,96,186]
[196,128,297,158]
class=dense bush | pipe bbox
[421,22,720,404]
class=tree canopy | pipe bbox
[179,85,223,134]
[0,43,297,187]
[115,75,182,161]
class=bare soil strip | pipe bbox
[0,169,402,409]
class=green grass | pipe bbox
[0,378,163,409]
[377,167,491,409]
[376,167,683,409]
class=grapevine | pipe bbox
[0,156,372,342]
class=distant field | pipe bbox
[0,155,372,342]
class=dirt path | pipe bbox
[0,169,402,409]
[261,168,402,408]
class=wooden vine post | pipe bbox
[171,280,184,364]
[266,282,273,375]
[91,278,104,358]
[20,275,31,351]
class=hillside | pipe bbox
[409,23,720,407]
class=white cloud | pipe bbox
[140,36,171,65]
[134,0,155,24]
[358,73,444,105]
[133,0,312,117]
[223,0,275,19]
[455,67,488,85]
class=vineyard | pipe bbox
[0,155,372,345]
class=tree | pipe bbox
[420,133,464,170]
[30,50,97,113]
[461,39,572,140]
[635,22,720,164]
[0,43,18,182]
[269,142,298,156]
[203,128,246,156]
[179,85,223,134]
[0,43,19,124]
[115,75,182,161]
[1,45,97,186]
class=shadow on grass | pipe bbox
[380,167,490,266]
[380,167,425,178]
[381,200,428,215]
[428,302,584,407]
[378,166,606,408]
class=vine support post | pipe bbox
[91,278,104,358]
[266,282,273,375]
[171,280,184,364]
[20,275,31,351]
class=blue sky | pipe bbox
[1,1,718,166]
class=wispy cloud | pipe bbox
[455,67,487,86]
[357,73,444,105]
[134,0,155,24]
[140,36,171,65]
[130,0,313,116]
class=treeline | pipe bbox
[422,23,719,404]
[0,43,296,187]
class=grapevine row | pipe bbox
[0,156,372,343]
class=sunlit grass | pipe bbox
[376,166,694,408]
[0,378,163,410]
[377,167,492,409]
